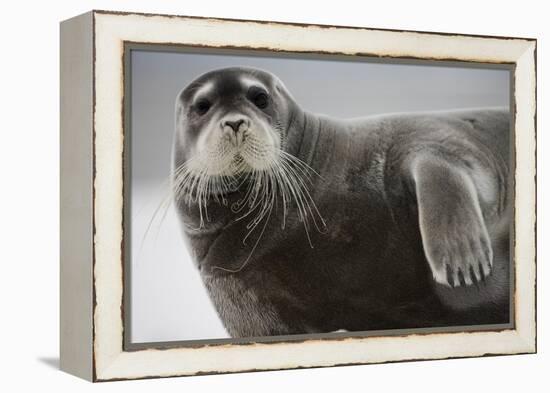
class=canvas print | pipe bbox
[128,48,512,345]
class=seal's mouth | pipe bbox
[226,130,248,148]
[173,146,325,220]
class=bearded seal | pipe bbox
[172,67,511,337]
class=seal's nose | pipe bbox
[223,118,246,133]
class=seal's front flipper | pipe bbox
[412,158,493,287]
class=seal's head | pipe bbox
[173,67,325,256]
[174,67,296,176]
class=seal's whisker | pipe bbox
[279,155,316,185]
[212,189,274,274]
[277,160,315,247]
[138,183,177,259]
[138,157,205,261]
[139,158,203,247]
[279,150,325,180]
[242,169,277,247]
[270,165,290,228]
[278,154,327,231]
[170,137,326,272]
[283,152,326,226]
[277,155,327,243]
[232,169,259,215]
[171,154,240,230]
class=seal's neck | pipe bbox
[284,109,323,169]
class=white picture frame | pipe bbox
[60,10,536,381]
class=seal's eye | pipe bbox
[249,88,269,109]
[195,99,211,115]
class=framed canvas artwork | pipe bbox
[60,10,537,381]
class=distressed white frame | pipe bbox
[63,10,537,381]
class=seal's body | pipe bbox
[173,67,510,337]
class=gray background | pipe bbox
[130,49,510,344]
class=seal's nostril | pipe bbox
[224,119,245,133]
